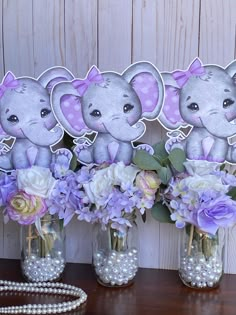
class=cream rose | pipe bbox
[109,162,139,188]
[83,167,114,206]
[183,174,227,193]
[17,166,56,198]
[184,160,220,176]
[136,171,161,196]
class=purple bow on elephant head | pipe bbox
[172,58,205,88]
[0,72,19,99]
[72,66,104,96]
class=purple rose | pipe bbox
[6,191,47,225]
[197,195,236,235]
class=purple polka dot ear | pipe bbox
[159,85,187,129]
[132,73,159,116]
[60,94,89,134]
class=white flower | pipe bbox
[109,162,139,189]
[17,166,56,198]
[184,160,220,176]
[83,167,113,207]
[182,174,228,193]
[83,162,139,207]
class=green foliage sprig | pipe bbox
[133,141,186,223]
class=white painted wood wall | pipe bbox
[0,0,236,273]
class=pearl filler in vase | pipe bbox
[93,223,139,287]
[21,215,65,282]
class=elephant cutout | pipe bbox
[51,62,164,165]
[0,67,74,171]
[158,58,236,163]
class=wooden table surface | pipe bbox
[0,259,235,315]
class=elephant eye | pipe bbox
[90,109,101,117]
[7,115,19,123]
[223,98,235,108]
[187,103,199,112]
[123,104,134,113]
[41,108,51,118]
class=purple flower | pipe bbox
[0,172,17,206]
[197,195,236,235]
[6,191,47,225]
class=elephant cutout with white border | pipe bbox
[51,62,164,165]
[0,67,74,171]
[158,58,236,163]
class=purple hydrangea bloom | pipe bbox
[0,172,17,206]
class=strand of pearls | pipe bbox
[0,280,87,314]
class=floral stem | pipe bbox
[28,225,32,256]
[187,224,194,256]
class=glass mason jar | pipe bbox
[20,214,65,282]
[92,223,139,287]
[179,224,224,289]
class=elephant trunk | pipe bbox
[201,114,236,138]
[21,123,63,146]
[104,118,145,142]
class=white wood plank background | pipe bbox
[0,0,236,273]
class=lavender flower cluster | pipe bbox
[168,160,236,235]
[0,161,160,231]
[47,162,161,232]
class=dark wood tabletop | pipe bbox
[0,259,235,315]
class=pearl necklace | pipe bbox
[0,280,87,314]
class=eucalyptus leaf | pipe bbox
[69,152,78,171]
[158,166,172,185]
[133,150,161,170]
[168,148,186,172]
[151,202,173,223]
[227,187,236,200]
[220,163,226,171]
[141,211,146,223]
[152,141,168,161]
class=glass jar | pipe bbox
[20,214,65,282]
[92,223,139,287]
[179,224,224,289]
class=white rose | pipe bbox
[183,174,227,193]
[17,166,56,198]
[184,160,220,176]
[83,167,113,207]
[109,162,139,188]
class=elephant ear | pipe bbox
[37,66,74,93]
[225,59,236,84]
[51,82,91,137]
[158,73,188,130]
[122,61,164,120]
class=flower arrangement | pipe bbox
[1,167,56,226]
[48,161,161,232]
[134,141,236,289]
[0,164,73,282]
[167,160,236,235]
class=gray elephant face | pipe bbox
[0,78,56,138]
[159,58,236,138]
[81,73,142,133]
[179,66,236,127]
[52,62,164,143]
[0,68,74,146]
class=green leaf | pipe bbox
[151,202,173,223]
[168,148,186,172]
[133,150,162,171]
[220,163,226,171]
[69,152,78,171]
[141,211,146,223]
[227,187,236,200]
[158,166,172,185]
[152,141,168,161]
